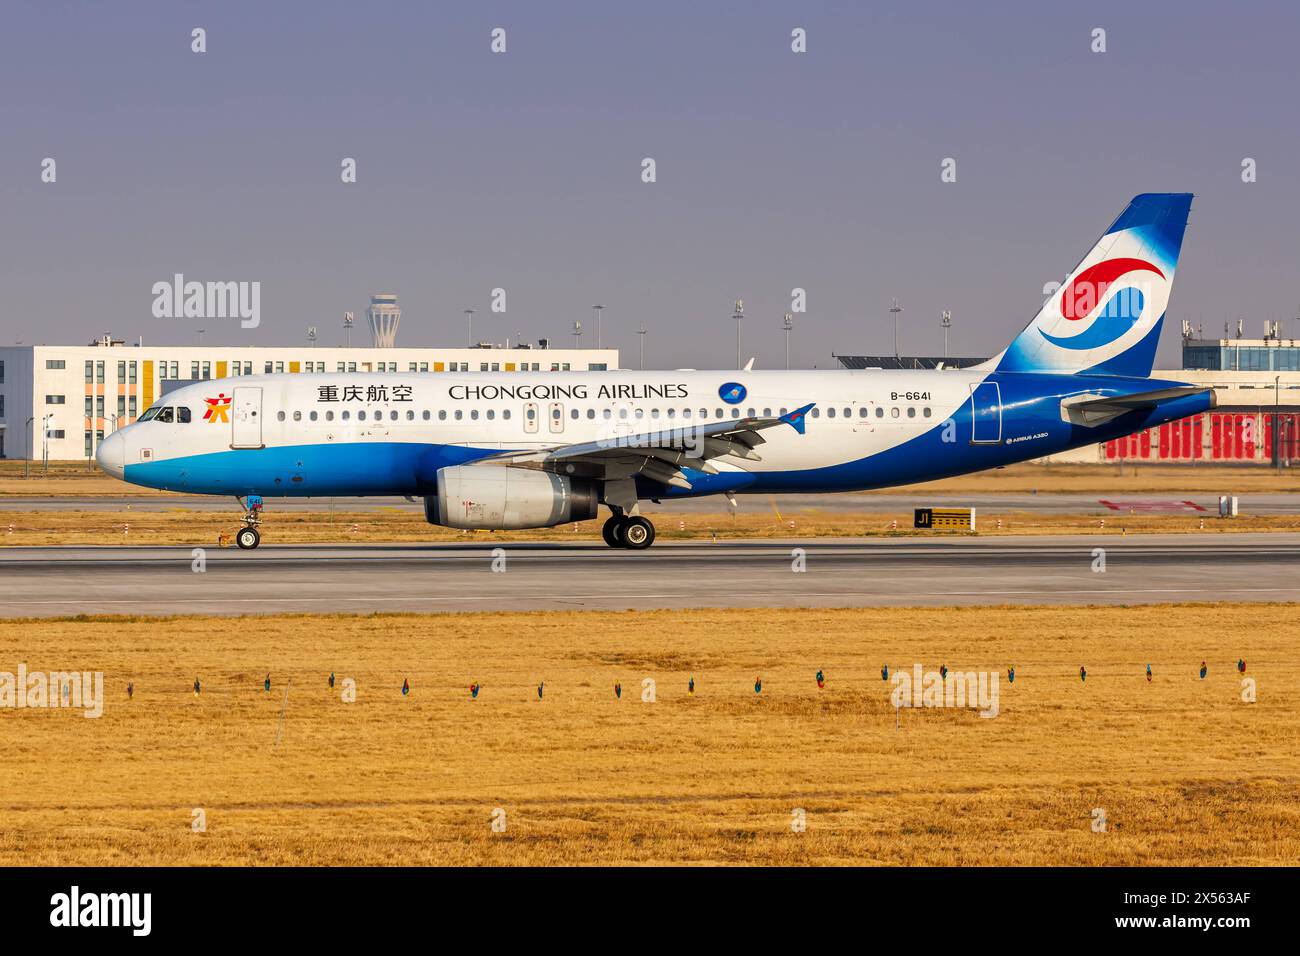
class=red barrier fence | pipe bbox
[1104,412,1300,463]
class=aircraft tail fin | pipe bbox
[992,193,1193,377]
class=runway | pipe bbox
[3,533,1299,617]
[3,492,1300,514]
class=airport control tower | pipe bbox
[367,293,401,348]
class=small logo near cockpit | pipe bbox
[203,393,232,423]
[719,382,747,404]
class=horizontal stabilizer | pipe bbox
[1059,386,1215,427]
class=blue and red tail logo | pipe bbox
[1040,257,1165,351]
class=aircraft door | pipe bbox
[548,401,565,434]
[523,402,539,434]
[231,387,264,449]
[969,381,1002,444]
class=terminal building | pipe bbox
[0,336,618,461]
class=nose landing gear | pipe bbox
[233,494,264,550]
[601,513,656,550]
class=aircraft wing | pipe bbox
[471,402,816,490]
[1059,386,1215,427]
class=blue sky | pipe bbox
[2,0,1297,367]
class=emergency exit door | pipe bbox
[231,386,264,449]
[969,381,1002,444]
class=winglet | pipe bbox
[782,402,815,435]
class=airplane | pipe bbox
[97,193,1213,551]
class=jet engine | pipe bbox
[423,465,599,530]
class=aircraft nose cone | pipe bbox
[96,430,125,479]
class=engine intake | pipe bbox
[424,465,598,530]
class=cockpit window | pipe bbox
[138,407,160,422]
[156,407,174,423]
[177,407,191,423]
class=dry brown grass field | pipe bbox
[3,459,1299,497]
[0,605,1295,866]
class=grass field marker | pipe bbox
[273,677,290,750]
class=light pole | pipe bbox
[592,304,604,350]
[464,309,476,348]
[571,319,583,348]
[343,312,354,347]
[637,322,647,370]
[24,416,34,478]
[733,299,744,369]
[307,326,317,348]
[41,413,53,476]
[783,313,794,369]
[941,310,952,359]
[890,298,903,361]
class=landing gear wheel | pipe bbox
[235,526,261,550]
[602,515,624,548]
[621,516,655,550]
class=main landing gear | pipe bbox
[602,514,656,550]
[233,494,264,550]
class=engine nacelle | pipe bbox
[424,465,599,530]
